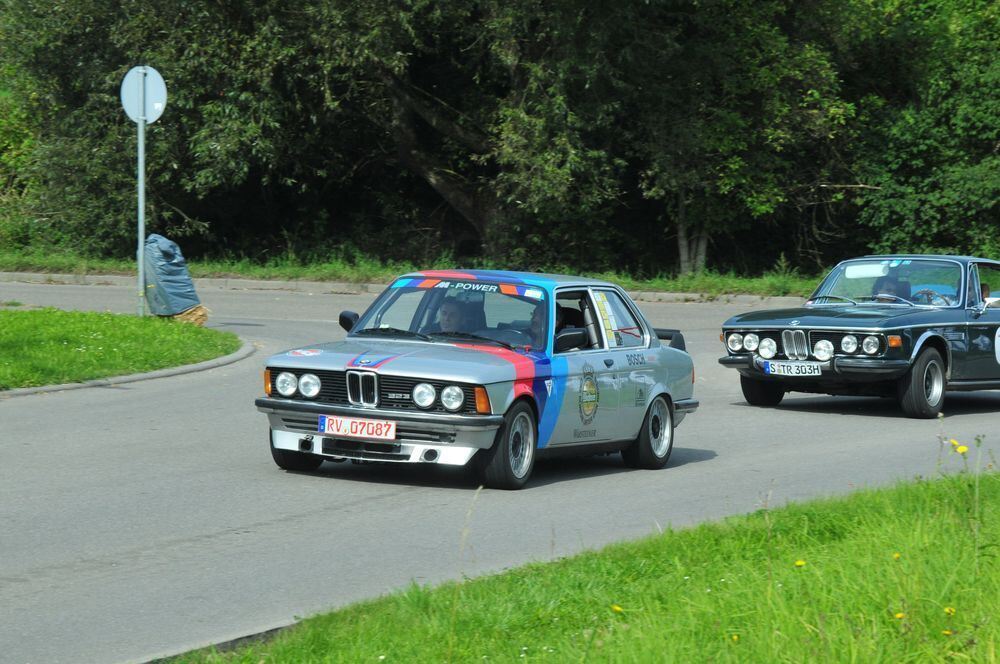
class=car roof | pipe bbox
[395,269,616,290]
[857,254,1000,267]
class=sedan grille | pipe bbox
[781,329,809,360]
[269,367,479,414]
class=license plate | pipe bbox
[763,361,823,377]
[318,415,396,441]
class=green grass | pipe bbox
[0,248,820,298]
[0,308,241,389]
[176,448,998,663]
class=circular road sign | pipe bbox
[120,66,167,124]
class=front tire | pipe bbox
[477,401,536,490]
[269,429,324,472]
[897,348,945,418]
[741,375,785,407]
[623,395,674,469]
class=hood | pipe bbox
[723,304,946,330]
[265,337,538,384]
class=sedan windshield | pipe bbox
[354,278,549,350]
[811,258,963,307]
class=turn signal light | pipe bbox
[887,335,902,348]
[474,386,491,414]
[264,369,272,396]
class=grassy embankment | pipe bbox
[176,442,997,663]
[0,308,240,390]
[0,248,819,298]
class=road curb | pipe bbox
[0,339,256,399]
[0,270,806,306]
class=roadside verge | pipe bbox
[0,338,255,399]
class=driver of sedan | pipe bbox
[872,276,899,301]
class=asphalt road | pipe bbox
[1,279,997,664]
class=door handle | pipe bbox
[604,358,614,367]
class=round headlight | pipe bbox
[298,373,321,398]
[743,333,759,352]
[841,334,858,354]
[727,333,744,352]
[275,371,298,397]
[813,339,834,362]
[412,382,436,408]
[440,385,464,412]
[862,336,880,355]
[759,337,777,359]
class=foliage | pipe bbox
[854,0,1000,259]
[0,0,996,273]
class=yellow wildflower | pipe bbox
[611,604,623,613]
[949,438,960,447]
[731,634,740,642]
[893,552,901,561]
[956,445,969,454]
[894,612,905,620]
[794,560,806,567]
[942,629,953,636]
[944,607,956,616]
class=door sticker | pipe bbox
[579,363,600,425]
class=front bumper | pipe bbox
[717,355,911,380]
[256,397,503,465]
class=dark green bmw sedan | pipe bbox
[720,255,1000,418]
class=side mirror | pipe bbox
[555,327,588,353]
[339,310,359,332]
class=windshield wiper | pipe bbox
[811,294,858,305]
[428,331,515,350]
[354,327,431,340]
[863,294,915,307]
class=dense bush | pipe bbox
[0,1,995,273]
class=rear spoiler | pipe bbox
[654,328,686,351]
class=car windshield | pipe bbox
[812,258,963,307]
[353,277,549,350]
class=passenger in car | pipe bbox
[425,298,465,333]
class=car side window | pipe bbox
[978,264,1000,306]
[554,289,603,352]
[593,290,645,349]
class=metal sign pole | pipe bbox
[136,67,147,316]
[121,64,165,316]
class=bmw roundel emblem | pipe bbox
[359,359,372,365]
[790,320,800,326]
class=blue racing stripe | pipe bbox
[537,354,568,447]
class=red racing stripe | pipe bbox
[417,270,479,280]
[456,344,535,399]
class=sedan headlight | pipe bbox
[862,336,880,355]
[727,333,744,352]
[412,382,436,408]
[440,385,465,412]
[758,337,777,359]
[813,339,834,362]
[298,373,321,398]
[275,371,298,397]
[841,334,858,354]
[743,333,759,352]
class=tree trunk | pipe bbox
[675,191,708,274]
[382,73,495,243]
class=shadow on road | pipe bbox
[731,392,1000,418]
[297,445,719,491]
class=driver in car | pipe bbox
[872,276,899,301]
